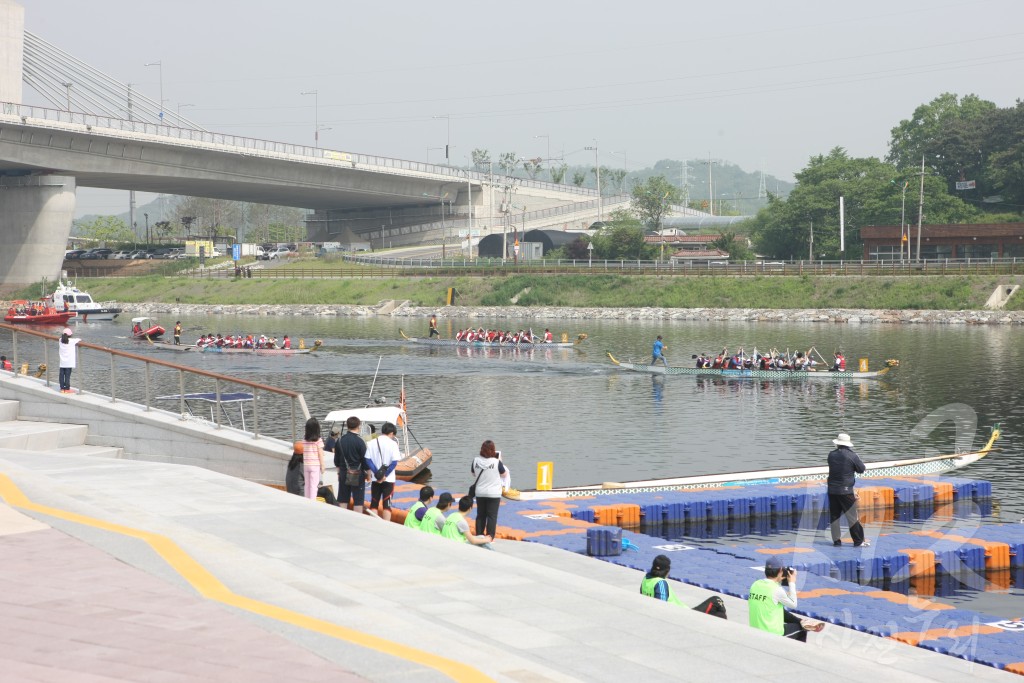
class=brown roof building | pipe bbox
[860,224,1024,260]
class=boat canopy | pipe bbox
[131,316,154,324]
[324,406,404,424]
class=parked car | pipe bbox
[110,250,132,259]
[65,249,87,260]
[87,248,114,259]
[128,250,152,259]
[265,246,292,260]
[79,251,105,260]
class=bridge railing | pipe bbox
[2,100,599,196]
[0,323,310,443]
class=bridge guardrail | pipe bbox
[0,323,310,443]
[2,101,600,196]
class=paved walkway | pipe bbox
[0,450,1016,682]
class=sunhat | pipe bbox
[832,433,854,448]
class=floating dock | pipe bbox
[389,475,1024,675]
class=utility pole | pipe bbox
[707,151,714,216]
[584,141,601,222]
[301,90,319,148]
[680,160,691,207]
[809,219,814,261]
[916,155,926,262]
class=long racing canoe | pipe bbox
[607,351,897,379]
[504,425,1001,501]
[400,329,587,349]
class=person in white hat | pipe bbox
[827,433,868,547]
[57,327,81,394]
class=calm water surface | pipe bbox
[72,314,1023,616]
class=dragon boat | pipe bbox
[400,329,587,349]
[606,352,897,379]
[505,425,1001,501]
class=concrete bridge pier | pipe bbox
[0,175,76,291]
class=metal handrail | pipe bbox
[0,323,310,442]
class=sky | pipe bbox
[17,0,1024,218]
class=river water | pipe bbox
[74,313,1023,617]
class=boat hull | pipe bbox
[507,428,1001,500]
[607,352,892,379]
[396,448,432,480]
[200,346,312,355]
[132,326,165,340]
[73,308,122,322]
[400,329,582,349]
[4,313,77,325]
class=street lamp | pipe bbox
[317,125,332,145]
[426,146,444,163]
[177,103,194,118]
[423,192,449,259]
[584,141,602,222]
[433,114,451,165]
[144,61,164,121]
[534,134,550,171]
[301,90,319,148]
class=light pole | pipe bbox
[301,90,319,148]
[61,82,72,112]
[426,146,444,163]
[584,141,602,222]
[699,153,718,215]
[534,134,550,172]
[433,114,451,165]
[144,61,164,121]
[899,180,908,261]
[317,125,332,145]
[176,103,194,120]
[144,213,150,245]
[423,192,448,259]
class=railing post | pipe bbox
[179,370,186,418]
[144,361,151,410]
[43,338,50,388]
[214,379,222,429]
[11,330,17,373]
[110,354,117,402]
[292,397,298,444]
[252,387,259,439]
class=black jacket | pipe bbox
[827,446,865,494]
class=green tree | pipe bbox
[522,157,543,179]
[498,152,519,175]
[471,148,491,171]
[712,231,755,261]
[549,163,568,184]
[630,175,682,232]
[607,169,627,193]
[887,93,997,170]
[571,170,587,187]
[747,147,979,260]
[77,215,134,244]
[590,208,650,259]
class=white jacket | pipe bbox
[471,456,504,497]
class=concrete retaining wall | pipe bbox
[0,372,291,485]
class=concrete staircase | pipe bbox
[0,399,123,459]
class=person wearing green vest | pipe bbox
[404,486,434,528]
[748,556,824,642]
[418,492,453,534]
[640,555,727,619]
[441,496,493,547]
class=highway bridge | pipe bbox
[0,0,695,286]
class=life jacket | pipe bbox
[283,338,291,349]
[545,331,553,342]
[640,575,686,606]
[748,578,784,636]
[404,501,425,528]
[1,359,11,371]
[712,356,723,369]
[419,507,445,534]
[441,511,468,543]
[837,355,846,370]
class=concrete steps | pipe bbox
[0,399,122,459]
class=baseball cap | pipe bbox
[765,556,785,572]
[63,327,73,336]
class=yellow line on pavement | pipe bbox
[0,473,493,683]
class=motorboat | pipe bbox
[50,280,122,321]
[4,300,77,325]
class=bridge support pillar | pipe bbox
[0,175,76,290]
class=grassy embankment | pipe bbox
[20,274,1024,310]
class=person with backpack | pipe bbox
[365,422,400,520]
[334,416,367,514]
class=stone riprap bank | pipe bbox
[125,303,1024,325]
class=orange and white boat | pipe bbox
[4,300,77,325]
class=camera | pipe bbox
[781,566,795,586]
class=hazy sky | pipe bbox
[18,0,1024,217]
